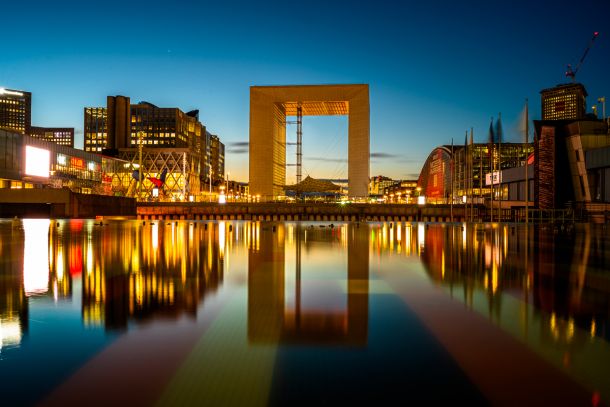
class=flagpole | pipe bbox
[498,112,502,223]
[490,118,494,223]
[479,141,483,222]
[470,127,474,222]
[451,138,454,222]
[525,99,529,225]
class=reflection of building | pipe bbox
[0,222,28,349]
[418,222,610,343]
[248,223,368,345]
[84,96,224,201]
[81,222,224,330]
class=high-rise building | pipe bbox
[84,98,206,153]
[84,107,107,152]
[1,87,73,147]
[0,88,31,134]
[29,126,74,147]
[210,134,225,184]
[84,96,223,201]
[540,83,587,120]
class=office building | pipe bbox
[210,134,225,185]
[541,83,587,120]
[29,126,74,147]
[418,143,533,204]
[0,88,31,134]
[84,96,223,201]
[0,128,130,194]
[1,87,74,147]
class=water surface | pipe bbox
[1,219,609,405]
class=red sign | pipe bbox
[71,157,85,169]
[554,101,566,112]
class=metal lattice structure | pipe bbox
[115,148,201,201]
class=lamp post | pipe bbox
[137,131,145,201]
[208,162,213,203]
[598,97,606,121]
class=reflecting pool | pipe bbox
[1,220,609,405]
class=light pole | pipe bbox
[598,97,606,121]
[137,131,145,201]
[208,162,212,202]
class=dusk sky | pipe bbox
[2,0,609,182]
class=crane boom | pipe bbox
[566,32,599,81]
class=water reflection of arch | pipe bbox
[417,146,452,202]
[248,223,368,345]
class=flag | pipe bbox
[495,113,503,143]
[488,118,495,157]
[148,168,168,188]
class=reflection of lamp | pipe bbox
[152,188,159,198]
[219,186,226,204]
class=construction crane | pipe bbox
[565,31,599,81]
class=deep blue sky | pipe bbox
[2,0,609,182]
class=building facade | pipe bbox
[0,128,130,194]
[0,88,31,135]
[210,134,225,185]
[29,126,74,147]
[417,143,533,204]
[84,96,223,201]
[534,119,610,208]
[541,83,587,121]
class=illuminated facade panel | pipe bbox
[249,85,369,198]
[29,126,74,147]
[0,129,128,194]
[540,83,587,120]
[0,88,31,135]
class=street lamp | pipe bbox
[137,131,145,201]
[207,162,212,202]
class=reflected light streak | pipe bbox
[219,221,226,258]
[405,224,412,255]
[86,238,93,275]
[152,223,159,252]
[0,320,22,350]
[462,223,467,250]
[567,318,575,342]
[492,261,498,294]
[56,246,64,281]
[23,219,50,296]
[418,223,425,254]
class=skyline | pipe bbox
[2,0,609,182]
